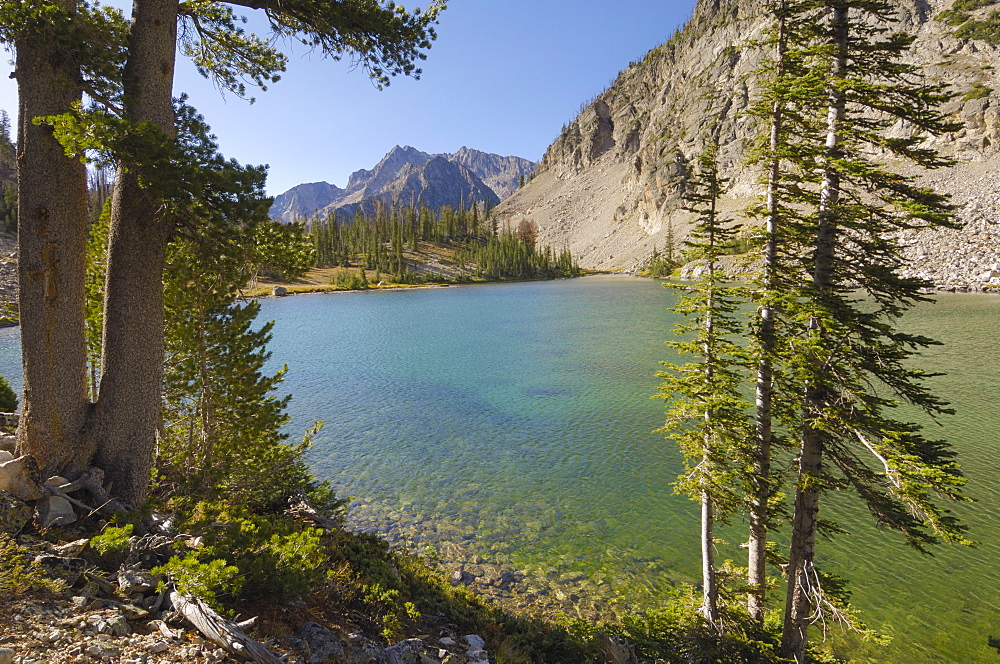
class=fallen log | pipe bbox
[169,591,281,664]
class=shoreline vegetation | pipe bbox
[246,208,585,297]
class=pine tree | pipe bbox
[741,0,827,623]
[765,2,973,660]
[656,144,751,630]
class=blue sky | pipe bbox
[0,1,695,195]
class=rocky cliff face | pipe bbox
[449,147,536,199]
[494,0,1000,288]
[270,146,535,224]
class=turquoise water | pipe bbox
[0,275,997,661]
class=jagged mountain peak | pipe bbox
[270,145,533,224]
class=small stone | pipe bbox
[35,494,76,528]
[0,647,13,664]
[43,475,70,489]
[148,641,169,654]
[52,539,89,557]
[463,635,486,651]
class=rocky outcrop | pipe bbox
[494,0,1000,287]
[270,146,536,224]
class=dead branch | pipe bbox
[169,591,281,664]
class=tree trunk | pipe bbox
[14,3,92,477]
[89,0,178,508]
[700,485,719,628]
[748,3,785,621]
[780,420,823,662]
[780,4,848,661]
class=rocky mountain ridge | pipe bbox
[493,0,1000,289]
[270,146,535,224]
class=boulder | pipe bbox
[118,565,158,595]
[463,636,486,651]
[464,635,489,664]
[0,450,12,463]
[35,494,77,528]
[272,286,288,297]
[345,632,382,664]
[297,621,346,663]
[0,455,44,501]
[378,639,425,664]
[34,555,87,586]
[0,490,32,535]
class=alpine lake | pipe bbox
[0,275,997,662]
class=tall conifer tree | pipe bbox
[656,143,751,630]
[764,2,973,660]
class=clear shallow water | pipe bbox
[0,275,997,661]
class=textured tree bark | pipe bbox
[780,421,823,662]
[700,486,719,628]
[14,3,92,477]
[89,0,178,507]
[781,4,848,661]
[747,3,785,620]
[700,218,719,629]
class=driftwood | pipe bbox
[285,490,340,530]
[169,591,281,664]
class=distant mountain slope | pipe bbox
[449,147,535,199]
[270,146,536,224]
[269,181,344,224]
[493,0,1000,288]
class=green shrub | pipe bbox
[937,8,970,24]
[153,553,242,610]
[0,535,64,598]
[962,83,993,100]
[90,524,133,555]
[954,9,1000,43]
[0,374,17,412]
[953,0,999,11]
[174,502,327,603]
